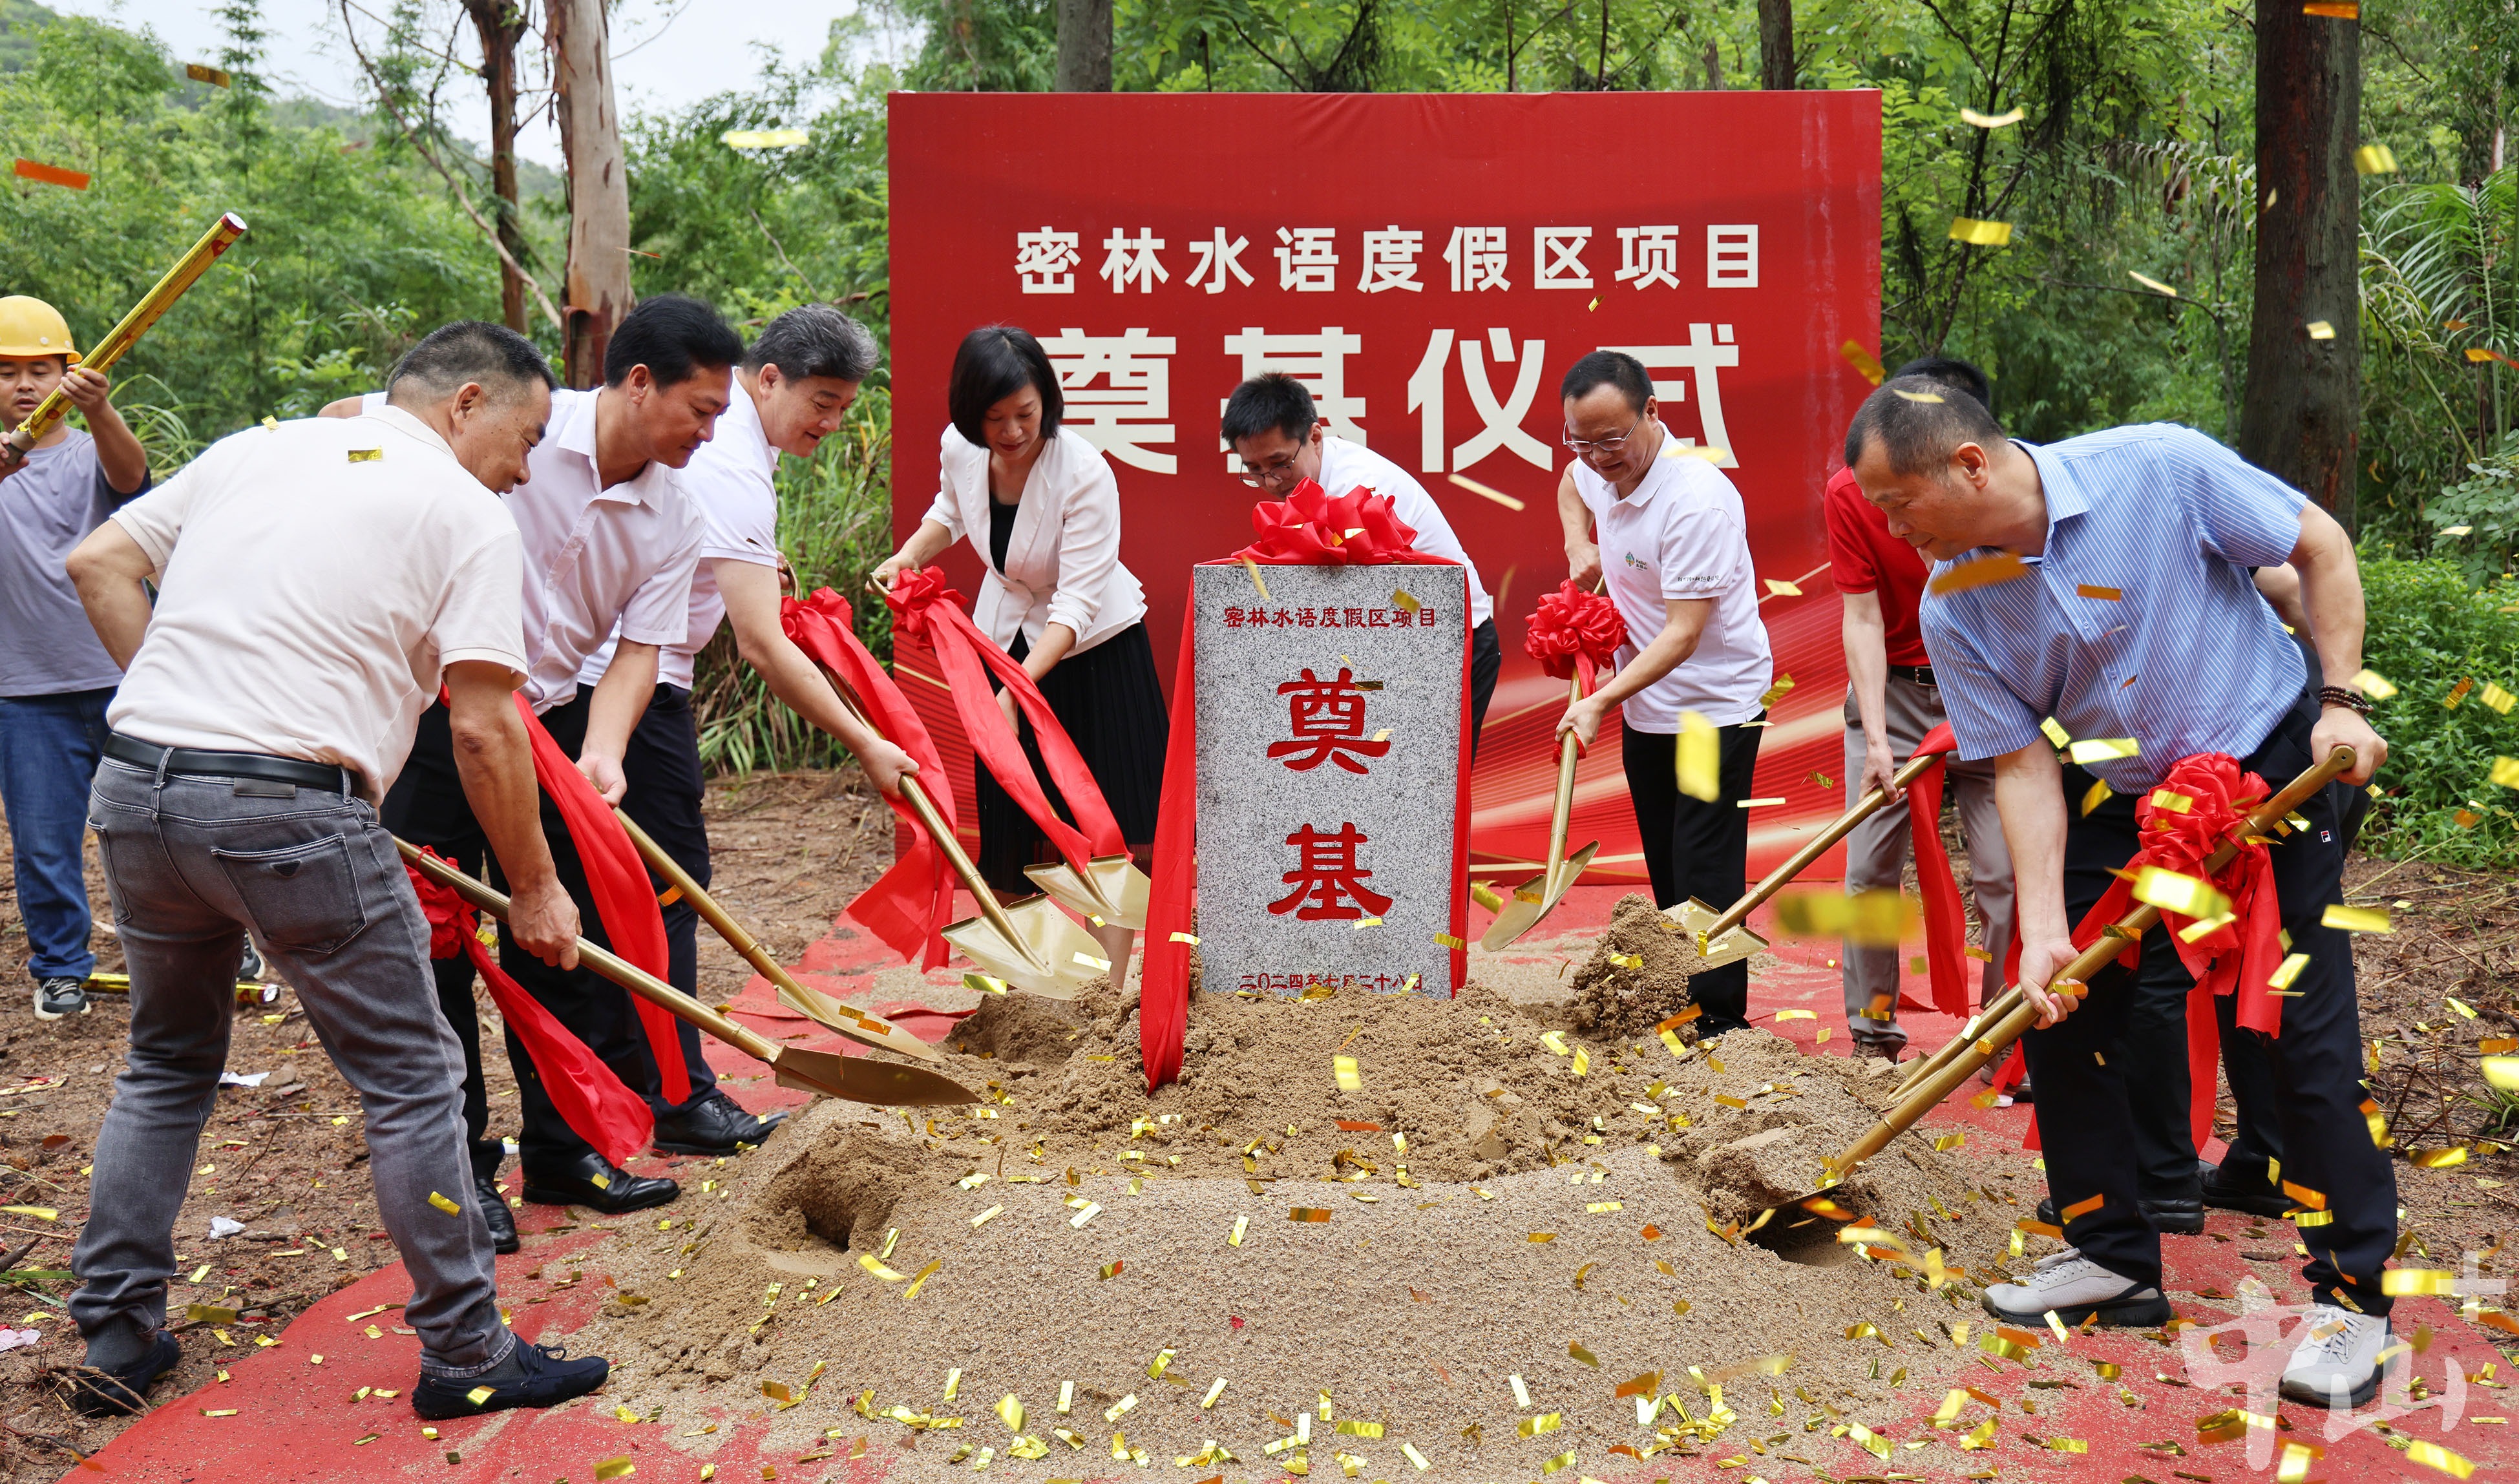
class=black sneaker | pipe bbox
[411,1341,610,1420]
[652,1091,787,1156]
[67,1330,182,1417]
[2200,1156,2293,1218]
[34,977,89,1021]
[2034,1191,2205,1236]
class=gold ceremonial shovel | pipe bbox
[1026,853,1151,933]
[818,682,1105,999]
[1480,674,1601,950]
[1734,746,2357,1253]
[4,214,248,470]
[1671,750,1950,970]
[397,841,979,1107]
[609,808,944,1065]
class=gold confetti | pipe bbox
[1763,578,1804,597]
[1774,1008,1815,1021]
[1469,882,1502,912]
[2308,320,2336,340]
[1444,472,1526,512]
[1332,1055,1362,1092]
[859,1255,905,1281]
[2323,904,2391,934]
[2268,952,2310,989]
[427,1191,461,1217]
[2127,272,2178,298]
[1068,1203,1101,1229]
[2412,1146,2471,1169]
[595,1458,637,1481]
[2406,1439,2476,1478]
[2080,778,2113,816]
[1840,341,1886,385]
[1893,388,1946,404]
[1758,673,1796,709]
[1934,1133,1967,1152]
[2069,737,2140,764]
[970,1204,1002,1228]
[2354,143,2400,175]
[720,128,810,149]
[2352,667,2398,700]
[1391,589,1420,614]
[1097,1260,1123,1280]
[1240,556,1270,601]
[345,448,383,463]
[1947,217,2014,247]
[1290,1207,1332,1223]
[466,1386,496,1406]
[2076,583,2125,600]
[2483,683,2516,715]
[2302,1,2357,14]
[2493,757,2519,789]
[2382,1269,2460,1296]
[2132,866,2229,920]
[1930,550,2029,595]
[1676,711,1720,801]
[903,1259,943,1299]
[963,972,1009,996]
[1568,1341,1599,1368]
[1541,1450,1577,1475]
[1961,106,2027,128]
[185,61,233,86]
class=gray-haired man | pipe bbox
[571,304,916,1144]
[60,322,611,1420]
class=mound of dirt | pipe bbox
[576,983,2041,1479]
[1565,891,1709,1043]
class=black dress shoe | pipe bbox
[68,1330,182,1417]
[475,1175,519,1254]
[2200,1156,2293,1217]
[412,1341,610,1420]
[653,1091,788,1156]
[2034,1193,2206,1235]
[520,1151,677,1213]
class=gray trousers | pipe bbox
[74,756,513,1376]
[1840,676,2016,1037]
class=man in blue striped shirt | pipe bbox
[1845,377,2394,1409]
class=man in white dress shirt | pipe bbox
[574,304,916,1149]
[1222,373,1502,747]
[330,295,740,1235]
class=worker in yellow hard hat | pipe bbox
[0,293,149,1021]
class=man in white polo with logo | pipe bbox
[1552,349,1773,1035]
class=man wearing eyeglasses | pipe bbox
[1221,373,1501,747]
[1552,350,1773,1035]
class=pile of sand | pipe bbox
[574,922,2057,1479]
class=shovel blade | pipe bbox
[1024,853,1151,930]
[774,981,943,1063]
[1476,842,1601,951]
[943,894,1107,999]
[772,1045,978,1106]
[1665,896,1768,970]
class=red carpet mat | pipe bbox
[83,886,2519,1481]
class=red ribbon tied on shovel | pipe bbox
[1523,580,1627,693]
[405,849,651,1167]
[1235,479,1420,565]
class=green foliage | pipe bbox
[2356,548,2519,866]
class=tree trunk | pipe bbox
[2236,3,2359,525]
[549,0,629,389]
[1055,0,1112,90]
[1758,0,1794,90]
[465,0,531,334]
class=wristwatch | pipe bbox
[2317,684,2372,716]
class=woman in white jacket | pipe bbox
[875,326,1167,967]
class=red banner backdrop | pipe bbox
[888,91,1881,886]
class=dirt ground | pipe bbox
[0,768,2512,1479]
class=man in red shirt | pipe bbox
[1824,356,2016,1067]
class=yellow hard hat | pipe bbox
[0,297,78,362]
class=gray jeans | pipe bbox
[1840,676,2016,1037]
[75,756,513,1376]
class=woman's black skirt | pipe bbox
[974,621,1169,895]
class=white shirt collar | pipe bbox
[549,388,670,510]
[363,402,459,461]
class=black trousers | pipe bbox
[489,691,719,1169]
[612,685,717,1121]
[1468,618,1502,758]
[381,702,504,1184]
[2031,693,2395,1313]
[1619,713,1764,1033]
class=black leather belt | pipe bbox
[1893,664,1937,689]
[106,733,365,798]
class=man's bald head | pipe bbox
[1842,374,2008,475]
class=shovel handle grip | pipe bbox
[1846,746,2359,1174]
[396,838,783,1065]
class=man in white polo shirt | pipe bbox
[60,321,611,1421]
[1221,372,1502,747]
[573,304,915,1159]
[1552,350,1774,1034]
[329,295,738,1236]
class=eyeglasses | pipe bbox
[1563,415,1646,456]
[1237,453,1303,488]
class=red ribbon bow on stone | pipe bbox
[1523,580,1627,693]
[1234,479,1420,565]
[403,848,651,1167]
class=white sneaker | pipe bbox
[1982,1247,2173,1327]
[2280,1303,2398,1408]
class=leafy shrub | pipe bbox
[2356,548,2519,867]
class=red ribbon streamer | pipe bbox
[2064,751,2285,1151]
[1523,580,1627,695]
[1143,483,1462,1091]
[405,849,652,1167]
[781,589,958,970]
[1902,724,2024,1019]
[514,694,690,1105]
[884,567,1122,879]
